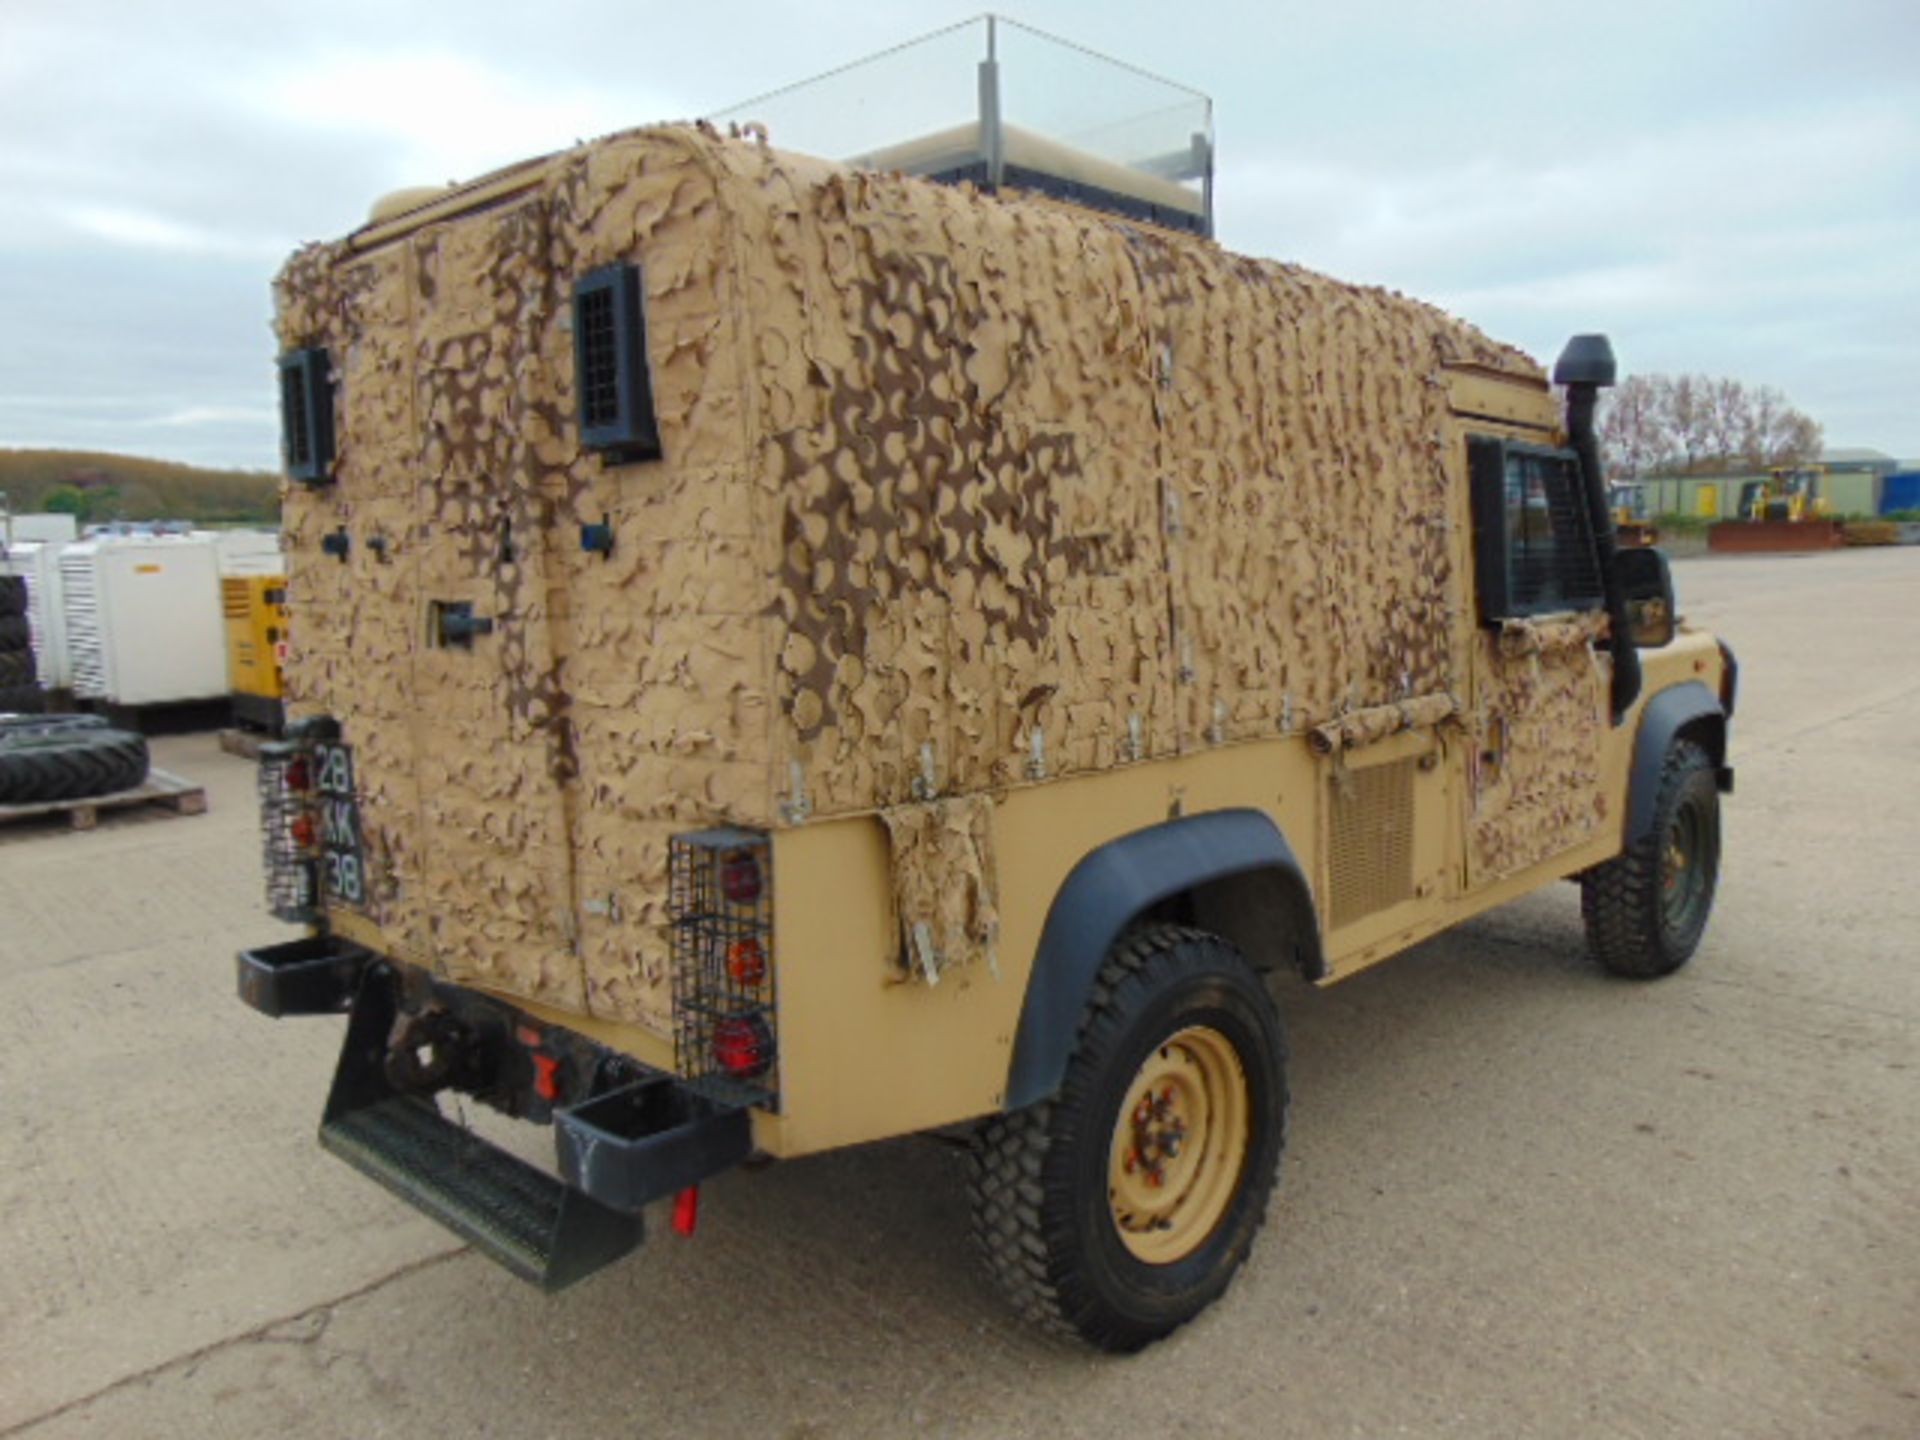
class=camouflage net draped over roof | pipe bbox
[712,129,1533,816]
[274,125,1541,1027]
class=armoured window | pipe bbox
[1469,436,1604,623]
[277,347,335,485]
[572,264,662,461]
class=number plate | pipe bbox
[312,741,366,909]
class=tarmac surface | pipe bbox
[2,547,1916,1439]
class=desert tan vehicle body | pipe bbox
[250,119,1733,1348]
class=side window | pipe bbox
[277,347,335,485]
[1468,435,1604,624]
[572,263,662,462]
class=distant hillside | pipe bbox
[0,449,280,525]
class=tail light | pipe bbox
[720,849,763,905]
[669,827,777,1107]
[713,1013,774,1079]
[726,937,767,986]
[257,716,338,925]
[259,741,320,924]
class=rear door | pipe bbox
[405,198,587,1012]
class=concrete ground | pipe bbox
[2,548,1915,1439]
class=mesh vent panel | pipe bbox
[1328,758,1416,929]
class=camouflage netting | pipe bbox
[1468,612,1612,882]
[878,793,1000,985]
[1309,693,1457,757]
[276,124,1570,1030]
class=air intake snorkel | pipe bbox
[1554,333,1640,723]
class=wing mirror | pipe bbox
[1614,547,1676,648]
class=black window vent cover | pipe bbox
[278,347,335,485]
[573,264,662,461]
[1468,435,1606,624]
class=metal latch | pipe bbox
[433,601,493,647]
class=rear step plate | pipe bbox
[321,1096,642,1291]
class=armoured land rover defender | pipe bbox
[241,21,1735,1351]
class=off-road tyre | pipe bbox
[0,726,149,804]
[0,576,26,617]
[0,684,47,716]
[969,924,1287,1352]
[0,652,35,688]
[0,615,30,650]
[1582,738,1720,978]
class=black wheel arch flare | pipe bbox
[1626,680,1730,846]
[1004,809,1320,1111]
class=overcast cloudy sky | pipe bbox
[2,0,1914,470]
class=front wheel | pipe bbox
[1582,738,1722,978]
[970,924,1287,1351]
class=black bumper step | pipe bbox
[240,933,754,1290]
[237,934,370,1016]
[321,1096,642,1291]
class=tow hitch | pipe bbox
[238,934,752,1289]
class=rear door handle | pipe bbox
[433,601,494,647]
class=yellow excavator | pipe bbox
[1738,465,1829,522]
[1609,480,1658,547]
[1711,463,1841,551]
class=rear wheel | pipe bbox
[1582,738,1721,977]
[970,924,1287,1351]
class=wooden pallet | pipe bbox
[0,767,208,831]
[218,728,268,760]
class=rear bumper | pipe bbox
[237,933,751,1288]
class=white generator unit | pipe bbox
[1,541,72,691]
[60,534,227,705]
[209,529,286,577]
[4,513,80,546]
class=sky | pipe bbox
[1,0,1915,471]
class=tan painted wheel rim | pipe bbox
[1106,1024,1251,1264]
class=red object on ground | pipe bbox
[673,1186,700,1238]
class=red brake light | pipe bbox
[720,850,763,905]
[713,1014,772,1078]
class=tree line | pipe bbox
[0,450,279,525]
[1598,374,1822,480]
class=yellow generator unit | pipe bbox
[222,574,287,732]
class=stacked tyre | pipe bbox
[0,575,42,714]
[0,714,151,805]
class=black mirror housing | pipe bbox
[1614,546,1677,648]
